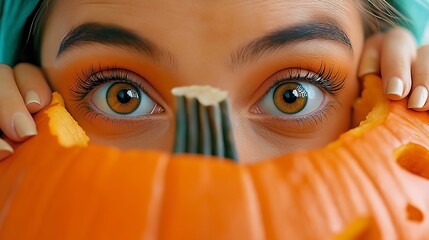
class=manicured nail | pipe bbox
[358,48,379,77]
[12,112,37,139]
[408,86,428,109]
[25,90,41,106]
[386,77,404,99]
[0,140,13,160]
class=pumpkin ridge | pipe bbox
[239,167,266,239]
[32,148,85,239]
[145,153,169,240]
[0,170,24,231]
[305,153,343,235]
[60,147,119,239]
[370,125,418,235]
[343,131,401,238]
[34,148,83,239]
[310,151,349,232]
[388,105,429,143]
[325,141,393,237]
[323,149,372,235]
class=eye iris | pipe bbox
[106,82,141,114]
[273,82,308,114]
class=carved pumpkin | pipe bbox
[0,75,428,239]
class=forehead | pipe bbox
[42,0,363,71]
[49,0,358,29]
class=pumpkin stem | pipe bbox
[172,86,238,161]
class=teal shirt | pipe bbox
[393,0,429,45]
[0,0,428,66]
[0,0,39,66]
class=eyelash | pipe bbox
[268,62,346,96]
[70,64,144,101]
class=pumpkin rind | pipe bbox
[0,75,428,239]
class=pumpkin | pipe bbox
[0,74,428,239]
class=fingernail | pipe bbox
[12,112,37,139]
[0,141,13,160]
[408,86,428,109]
[386,77,404,99]
[25,90,41,106]
[358,48,379,77]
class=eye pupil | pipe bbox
[117,89,134,104]
[282,89,298,104]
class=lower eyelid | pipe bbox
[72,103,170,132]
[247,100,338,130]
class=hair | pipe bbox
[18,0,55,64]
[358,0,408,36]
[19,0,406,65]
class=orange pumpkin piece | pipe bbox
[0,74,429,239]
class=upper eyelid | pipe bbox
[71,66,149,101]
[86,67,141,83]
[267,67,346,97]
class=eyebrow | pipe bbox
[230,20,352,70]
[58,21,351,71]
[57,23,175,66]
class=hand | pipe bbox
[359,27,429,111]
[0,63,51,160]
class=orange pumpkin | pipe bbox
[0,75,428,239]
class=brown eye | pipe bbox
[106,82,141,114]
[273,82,308,114]
[91,81,160,116]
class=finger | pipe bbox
[358,33,383,78]
[0,64,38,142]
[0,138,13,160]
[14,63,52,113]
[381,28,417,100]
[408,45,429,111]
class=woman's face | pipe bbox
[41,0,364,163]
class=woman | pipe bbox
[0,0,428,162]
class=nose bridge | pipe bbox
[154,6,256,99]
[174,45,234,89]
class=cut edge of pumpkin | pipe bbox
[352,74,390,130]
[326,74,390,149]
[394,142,429,180]
[331,216,380,240]
[45,92,89,148]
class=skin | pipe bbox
[36,0,363,163]
[0,0,428,162]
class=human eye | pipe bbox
[91,81,160,116]
[70,65,164,123]
[250,63,345,127]
[259,81,323,116]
